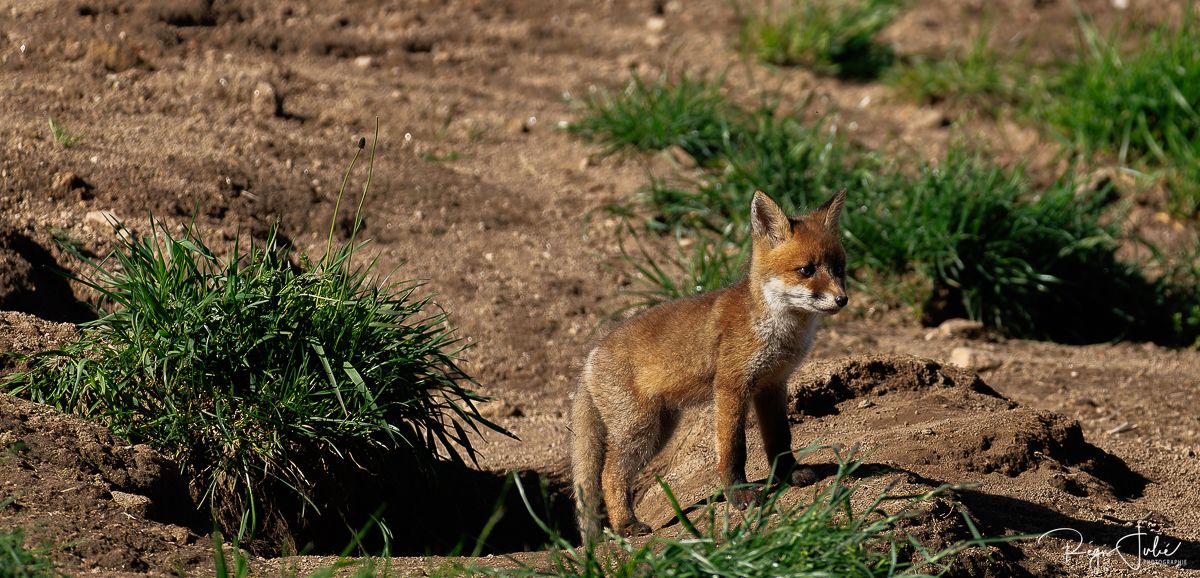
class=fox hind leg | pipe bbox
[600,404,675,536]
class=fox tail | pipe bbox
[571,383,606,542]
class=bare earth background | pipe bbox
[1,0,1198,576]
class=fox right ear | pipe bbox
[814,188,847,232]
[751,190,790,247]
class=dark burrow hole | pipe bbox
[146,453,578,558]
[0,229,95,324]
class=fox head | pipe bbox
[749,189,848,315]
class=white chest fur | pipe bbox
[750,278,820,385]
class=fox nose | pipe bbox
[834,295,848,308]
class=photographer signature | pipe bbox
[1038,522,1186,572]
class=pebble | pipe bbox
[925,318,985,341]
[949,347,1002,371]
[251,80,282,117]
[664,145,697,169]
[85,210,120,228]
[477,399,523,419]
[110,490,151,518]
[507,117,533,134]
[52,171,94,199]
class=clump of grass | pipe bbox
[737,0,901,80]
[579,73,1200,344]
[0,527,56,578]
[1048,8,1200,216]
[3,137,506,544]
[889,32,1035,110]
[567,72,734,164]
[613,225,748,313]
[47,115,81,149]
[845,152,1172,342]
[644,109,867,236]
[457,446,1004,577]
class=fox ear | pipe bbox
[751,190,790,246]
[814,188,847,231]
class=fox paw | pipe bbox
[619,521,652,537]
[725,486,760,510]
[790,466,818,486]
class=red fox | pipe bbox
[571,189,848,539]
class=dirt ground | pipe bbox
[1,0,1198,575]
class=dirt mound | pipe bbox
[1,313,205,573]
[0,310,575,561]
[0,311,77,372]
[789,354,1005,415]
[0,393,207,574]
[633,354,1144,538]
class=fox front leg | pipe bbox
[714,383,758,509]
[754,384,817,487]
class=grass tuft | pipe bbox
[737,0,901,80]
[3,136,507,545]
[888,32,1035,110]
[567,72,734,164]
[0,526,56,578]
[47,115,82,148]
[455,446,1006,577]
[1048,8,1200,216]
[581,73,1200,345]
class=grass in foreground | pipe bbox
[453,447,1003,577]
[573,72,1200,345]
[0,527,56,578]
[736,0,901,80]
[3,138,507,545]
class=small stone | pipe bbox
[353,55,375,69]
[856,399,875,410]
[949,347,1002,371]
[110,490,151,518]
[646,16,666,33]
[251,81,282,117]
[507,117,533,134]
[85,40,141,72]
[84,210,120,228]
[165,525,192,544]
[935,318,985,340]
[478,399,522,419]
[664,145,697,169]
[52,172,94,200]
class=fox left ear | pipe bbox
[814,188,847,231]
[751,190,791,247]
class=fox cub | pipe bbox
[571,189,848,539]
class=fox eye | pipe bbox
[797,265,815,277]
